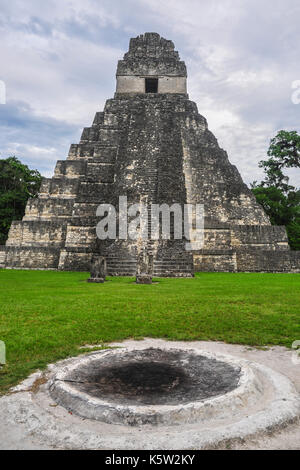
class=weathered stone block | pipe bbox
[136,275,152,284]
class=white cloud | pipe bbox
[0,0,299,187]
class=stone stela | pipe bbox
[136,248,153,284]
[87,256,107,283]
[1,32,299,275]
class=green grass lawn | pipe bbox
[0,269,299,395]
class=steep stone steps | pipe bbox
[105,255,193,277]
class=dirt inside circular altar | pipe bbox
[53,348,241,406]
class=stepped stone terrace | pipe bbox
[1,33,299,275]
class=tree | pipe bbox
[258,130,300,191]
[251,130,300,250]
[0,157,42,245]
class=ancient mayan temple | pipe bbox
[1,33,299,275]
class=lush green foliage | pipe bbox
[0,270,299,394]
[252,185,300,249]
[252,130,300,250]
[0,157,42,244]
[262,130,300,191]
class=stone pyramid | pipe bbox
[1,33,299,274]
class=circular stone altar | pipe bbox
[1,339,300,449]
[49,346,261,425]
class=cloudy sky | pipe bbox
[0,0,299,185]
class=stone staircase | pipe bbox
[153,258,194,277]
[104,153,194,277]
[106,257,137,276]
[105,256,193,277]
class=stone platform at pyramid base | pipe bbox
[1,218,300,274]
[193,249,300,273]
[1,245,300,274]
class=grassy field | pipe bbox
[0,269,299,395]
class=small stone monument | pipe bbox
[87,256,107,283]
[136,248,153,284]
